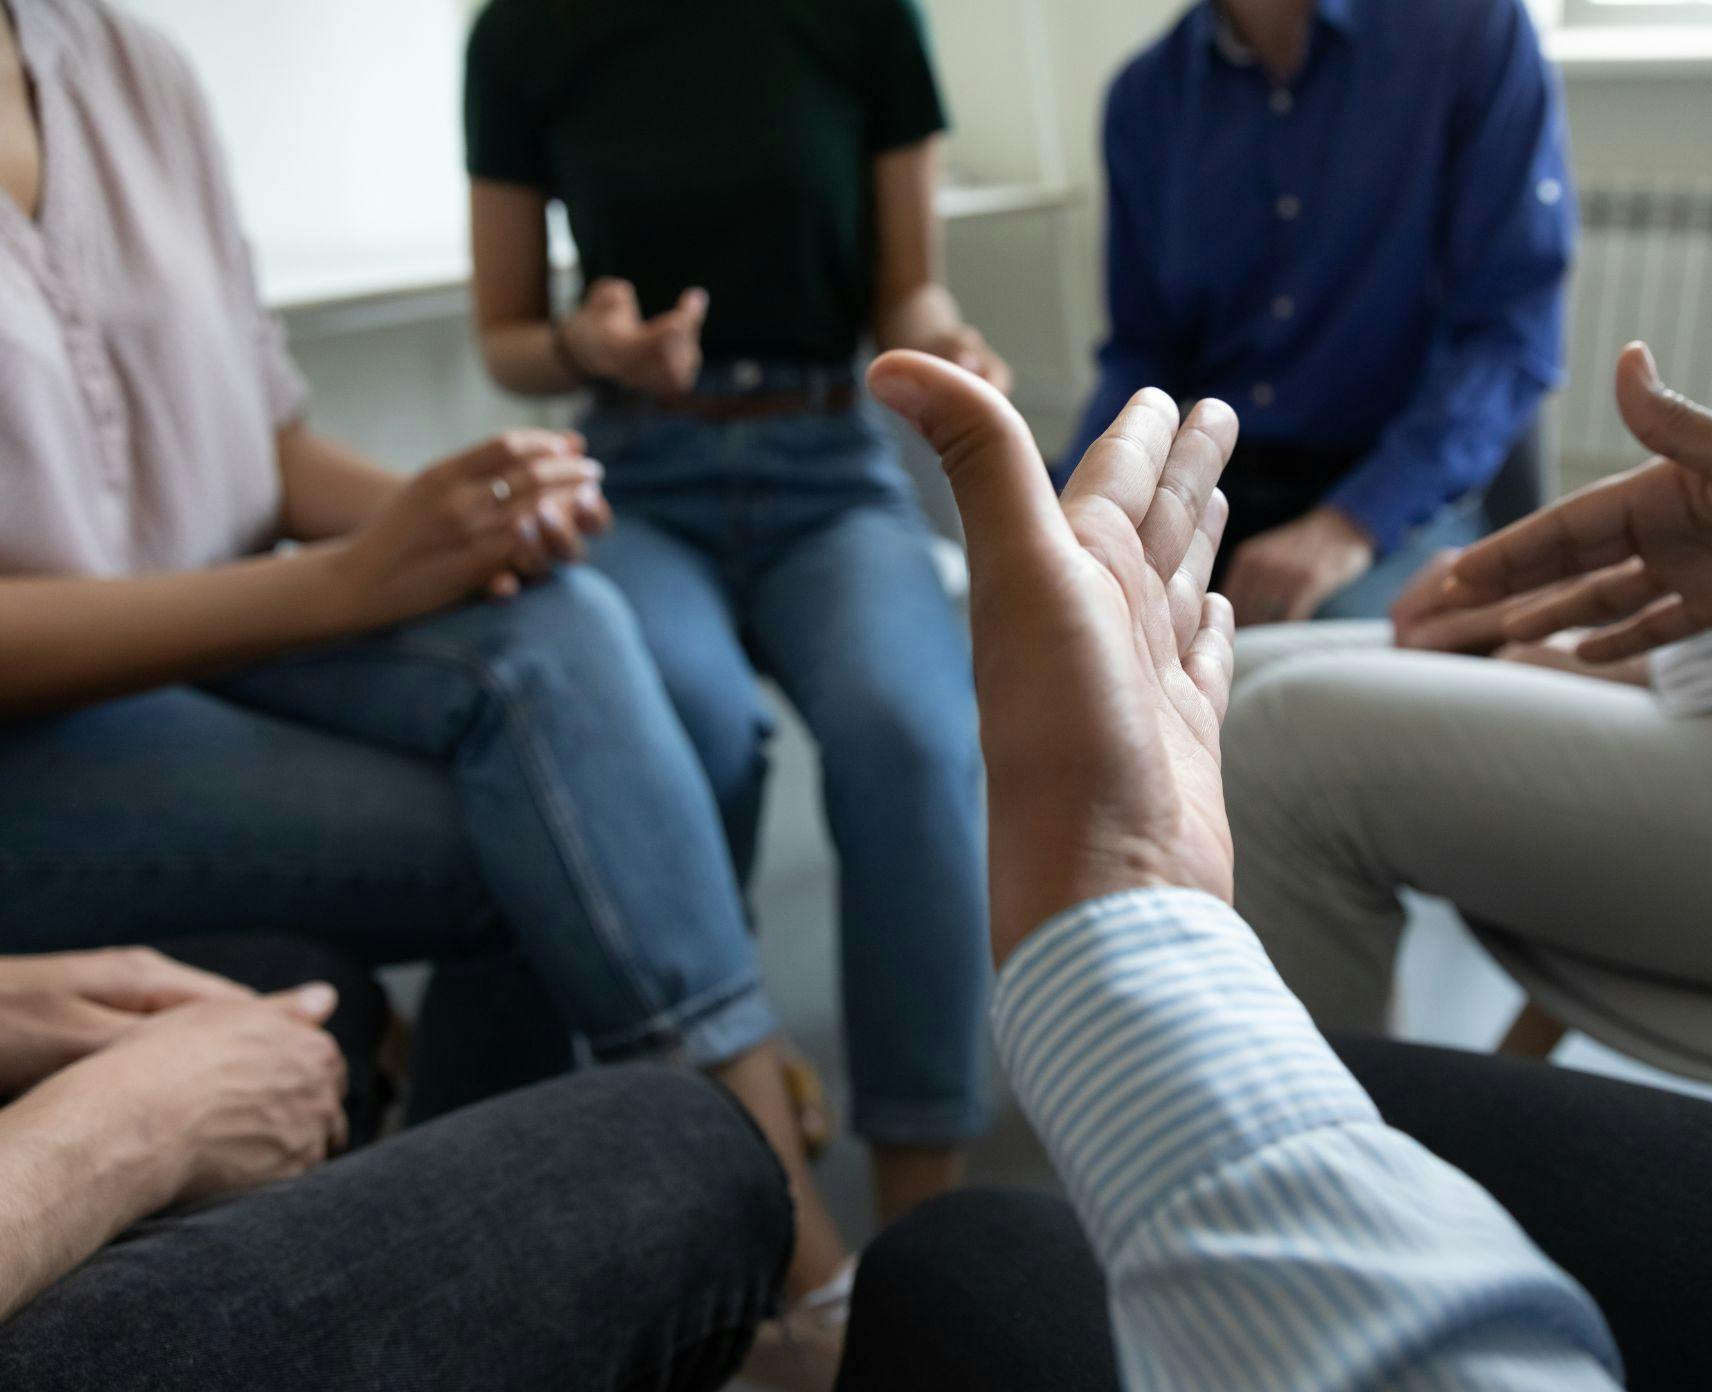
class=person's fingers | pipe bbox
[271,982,340,1026]
[1616,340,1712,476]
[584,278,639,318]
[1390,549,1463,628]
[448,431,578,484]
[1169,489,1228,653]
[1578,593,1698,662]
[1059,386,1183,545]
[1131,398,1239,583]
[487,570,522,600]
[82,949,256,1012]
[673,287,709,335]
[534,497,587,565]
[1184,593,1237,724]
[1447,468,1647,604]
[1501,557,1667,643]
[868,351,1075,578]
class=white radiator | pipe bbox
[1557,184,1712,493]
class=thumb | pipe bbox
[271,982,339,1025]
[867,350,1073,575]
[1616,340,1712,475]
[673,287,709,334]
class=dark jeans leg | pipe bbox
[0,1066,792,1392]
[1332,1034,1712,1392]
[840,1039,1712,1392]
[836,1189,1118,1392]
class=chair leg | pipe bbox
[1500,1001,1568,1059]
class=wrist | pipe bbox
[292,541,383,641]
[18,1062,190,1221]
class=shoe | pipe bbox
[741,1258,856,1392]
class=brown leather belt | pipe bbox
[604,384,859,423]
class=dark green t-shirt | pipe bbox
[465,0,948,365]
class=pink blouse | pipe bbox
[0,0,306,578]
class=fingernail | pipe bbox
[575,481,603,508]
[870,371,926,426]
[296,983,337,1017]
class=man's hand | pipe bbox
[920,325,1016,397]
[69,985,350,1210]
[0,948,253,1096]
[1494,630,1652,687]
[1225,506,1375,626]
[1449,342,1712,661]
[868,351,1237,966]
[561,278,707,399]
[1390,548,1573,655]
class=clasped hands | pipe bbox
[0,949,348,1209]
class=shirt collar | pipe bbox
[1199,0,1362,64]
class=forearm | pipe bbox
[277,426,407,541]
[0,549,362,718]
[0,1070,180,1322]
[1329,341,1552,555]
[479,319,587,398]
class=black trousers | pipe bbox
[839,1036,1712,1392]
[0,941,791,1392]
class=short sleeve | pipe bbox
[464,0,551,188]
[866,0,949,153]
[154,30,310,429]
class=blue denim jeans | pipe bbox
[0,567,776,1080]
[585,402,989,1145]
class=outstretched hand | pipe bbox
[868,352,1237,965]
[1448,343,1712,661]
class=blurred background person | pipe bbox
[1067,0,1574,625]
[464,0,1009,1295]
[0,0,850,1345]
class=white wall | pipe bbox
[118,0,470,297]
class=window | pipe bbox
[1563,0,1712,26]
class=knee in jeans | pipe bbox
[468,567,648,698]
[822,687,979,789]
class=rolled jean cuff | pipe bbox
[854,1093,992,1147]
[586,975,779,1071]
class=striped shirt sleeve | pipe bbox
[992,888,1625,1390]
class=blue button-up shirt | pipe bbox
[1067,0,1575,554]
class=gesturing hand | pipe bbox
[1449,343,1712,661]
[1225,506,1375,627]
[562,278,708,398]
[920,324,1016,398]
[0,948,253,1096]
[868,352,1237,966]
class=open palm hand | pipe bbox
[868,353,1237,964]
